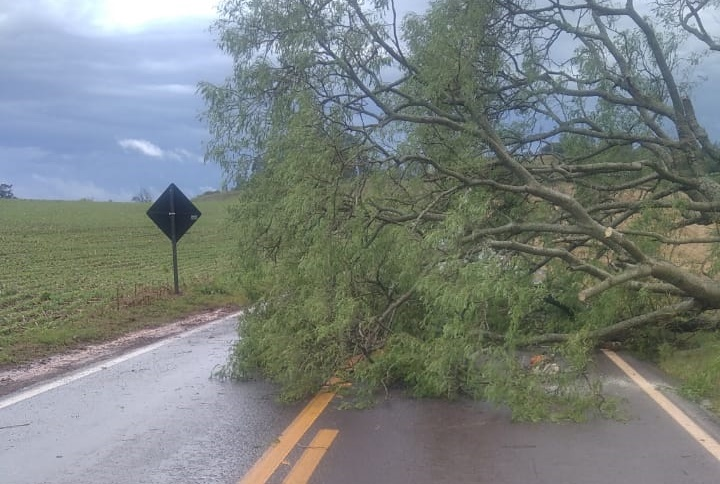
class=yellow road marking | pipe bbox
[282,429,339,484]
[603,349,720,462]
[238,391,335,484]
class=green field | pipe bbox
[0,196,243,366]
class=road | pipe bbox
[1,313,720,483]
[302,354,720,484]
[0,314,301,484]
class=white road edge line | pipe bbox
[0,311,244,411]
[602,349,720,462]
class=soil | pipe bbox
[0,307,241,398]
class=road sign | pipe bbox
[146,183,201,294]
[146,183,201,242]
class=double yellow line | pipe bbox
[238,390,338,484]
[240,350,720,484]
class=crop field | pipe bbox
[0,195,243,366]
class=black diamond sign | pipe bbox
[147,183,201,242]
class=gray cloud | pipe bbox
[8,0,720,203]
[0,3,229,200]
[30,174,133,201]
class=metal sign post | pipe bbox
[147,183,201,294]
[169,185,179,294]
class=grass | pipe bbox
[0,194,244,366]
[658,333,720,414]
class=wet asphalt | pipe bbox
[1,313,719,484]
[0,315,301,484]
[299,354,720,484]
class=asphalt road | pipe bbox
[2,313,720,484]
[0,314,301,484]
[303,354,720,484]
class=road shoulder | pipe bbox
[0,307,240,397]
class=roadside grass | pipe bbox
[0,195,244,367]
[657,333,720,414]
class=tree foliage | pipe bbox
[202,0,720,417]
[131,188,153,203]
[0,183,15,199]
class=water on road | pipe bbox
[0,315,300,484]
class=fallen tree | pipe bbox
[201,0,720,418]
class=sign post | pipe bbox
[169,184,179,294]
[147,183,201,294]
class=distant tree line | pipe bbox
[0,183,15,199]
[132,188,153,203]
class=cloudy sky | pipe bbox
[4,1,720,201]
[0,0,230,201]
